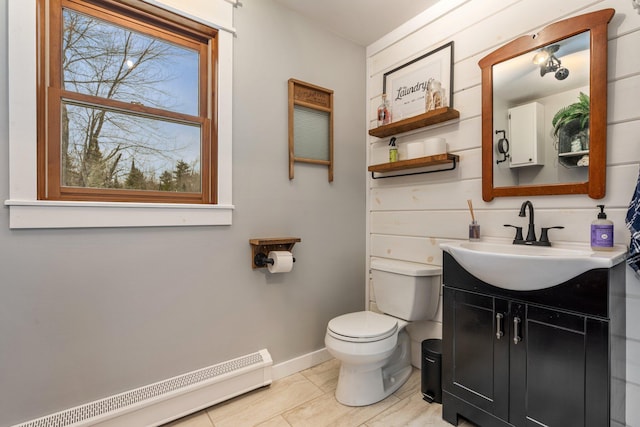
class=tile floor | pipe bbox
[163,358,476,427]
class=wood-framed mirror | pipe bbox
[479,9,614,202]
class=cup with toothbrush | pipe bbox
[467,199,480,241]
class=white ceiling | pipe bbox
[272,0,441,46]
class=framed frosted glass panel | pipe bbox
[293,105,330,161]
[288,79,333,182]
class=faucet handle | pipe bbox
[504,224,524,242]
[539,226,565,244]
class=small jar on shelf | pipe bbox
[377,94,392,126]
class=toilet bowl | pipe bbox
[325,258,441,406]
[326,311,412,406]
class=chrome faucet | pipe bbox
[504,200,564,246]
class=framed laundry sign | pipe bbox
[382,41,454,121]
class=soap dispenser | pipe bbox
[591,205,614,251]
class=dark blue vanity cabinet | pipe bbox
[441,252,625,427]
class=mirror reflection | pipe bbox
[492,31,590,189]
[480,8,613,201]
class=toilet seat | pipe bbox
[327,311,398,343]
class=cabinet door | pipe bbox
[512,304,589,427]
[508,102,544,168]
[443,288,509,419]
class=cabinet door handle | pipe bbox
[513,316,522,344]
[496,313,504,339]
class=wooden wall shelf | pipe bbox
[368,107,460,138]
[368,153,459,179]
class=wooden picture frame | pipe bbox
[288,79,334,182]
[383,41,454,121]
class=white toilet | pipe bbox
[325,257,441,406]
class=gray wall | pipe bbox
[0,1,366,425]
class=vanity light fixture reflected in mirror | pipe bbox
[533,44,569,80]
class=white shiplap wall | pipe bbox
[366,0,640,425]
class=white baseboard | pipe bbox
[272,347,333,380]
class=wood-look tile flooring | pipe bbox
[163,358,476,427]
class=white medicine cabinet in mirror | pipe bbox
[479,9,614,202]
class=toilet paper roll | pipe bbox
[423,137,447,156]
[267,251,294,273]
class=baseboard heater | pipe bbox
[13,349,272,427]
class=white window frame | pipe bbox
[5,0,234,228]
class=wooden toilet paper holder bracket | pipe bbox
[249,237,301,269]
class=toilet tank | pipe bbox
[370,258,441,321]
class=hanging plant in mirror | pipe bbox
[553,92,590,167]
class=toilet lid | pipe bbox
[327,311,398,342]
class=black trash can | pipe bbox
[421,338,442,403]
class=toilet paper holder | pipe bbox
[254,252,296,268]
[249,237,301,269]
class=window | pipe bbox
[40,0,217,204]
[6,0,234,228]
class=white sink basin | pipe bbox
[440,239,627,291]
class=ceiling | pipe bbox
[272,0,441,46]
[494,31,590,105]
